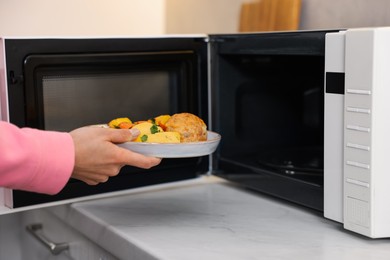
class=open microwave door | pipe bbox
[0,36,210,210]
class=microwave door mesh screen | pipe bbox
[41,72,170,132]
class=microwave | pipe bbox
[1,27,390,238]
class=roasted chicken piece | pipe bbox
[165,113,207,142]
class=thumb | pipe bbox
[109,128,140,143]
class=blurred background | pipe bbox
[0,0,390,36]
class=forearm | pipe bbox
[0,122,74,194]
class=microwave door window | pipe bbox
[8,39,207,208]
[42,72,172,132]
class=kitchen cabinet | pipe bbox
[0,207,118,260]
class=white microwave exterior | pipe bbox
[324,31,346,223]
[324,27,390,238]
[343,27,390,238]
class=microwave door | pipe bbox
[1,36,210,210]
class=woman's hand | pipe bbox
[69,126,161,185]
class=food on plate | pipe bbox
[165,113,207,142]
[139,132,181,143]
[108,117,132,129]
[149,114,171,131]
[131,122,163,142]
[107,112,207,143]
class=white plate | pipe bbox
[118,131,221,158]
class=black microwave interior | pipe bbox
[210,31,334,211]
[5,37,208,207]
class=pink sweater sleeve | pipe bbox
[0,121,74,195]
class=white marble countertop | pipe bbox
[49,176,390,260]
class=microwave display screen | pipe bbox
[42,71,171,131]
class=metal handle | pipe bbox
[26,223,69,255]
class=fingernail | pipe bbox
[129,128,140,137]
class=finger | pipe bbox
[108,128,140,143]
[83,175,110,185]
[72,167,120,183]
[98,176,110,183]
[118,149,162,169]
[78,178,99,186]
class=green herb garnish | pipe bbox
[140,135,148,142]
[150,124,160,134]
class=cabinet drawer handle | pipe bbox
[26,223,69,255]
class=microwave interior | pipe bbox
[209,31,333,211]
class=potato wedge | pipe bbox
[132,122,163,142]
[137,132,181,143]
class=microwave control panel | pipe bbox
[326,27,390,238]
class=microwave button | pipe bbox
[346,160,370,169]
[345,182,370,202]
[346,142,370,151]
[346,89,372,95]
[346,178,370,188]
[346,106,371,114]
[346,124,371,132]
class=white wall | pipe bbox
[165,0,246,34]
[300,0,390,30]
[0,0,165,36]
